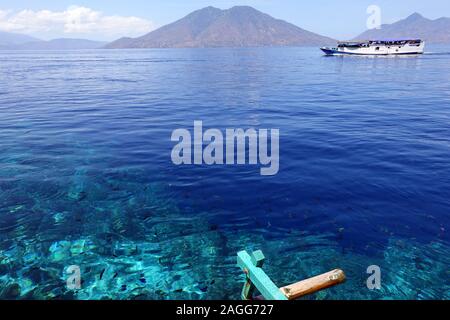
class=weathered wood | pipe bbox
[237,250,288,300]
[240,251,265,300]
[280,269,346,300]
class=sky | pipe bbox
[0,0,449,41]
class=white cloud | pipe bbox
[0,6,154,40]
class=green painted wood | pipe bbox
[240,250,265,299]
[250,250,265,267]
[237,250,288,300]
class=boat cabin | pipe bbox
[338,39,423,48]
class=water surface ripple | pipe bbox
[0,47,449,300]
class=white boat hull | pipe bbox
[321,42,425,56]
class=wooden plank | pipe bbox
[280,269,346,300]
[237,251,288,300]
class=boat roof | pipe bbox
[339,39,422,43]
[371,39,422,42]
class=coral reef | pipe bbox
[0,167,448,300]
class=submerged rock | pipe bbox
[23,267,59,284]
[48,238,96,262]
[48,241,71,262]
[70,239,96,256]
[0,283,21,299]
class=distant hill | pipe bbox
[0,31,106,50]
[105,6,335,48]
[355,13,450,43]
[0,31,41,47]
[13,38,107,50]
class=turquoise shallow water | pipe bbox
[0,47,449,300]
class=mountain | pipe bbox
[12,38,107,50]
[105,6,335,48]
[354,13,450,43]
[0,31,41,48]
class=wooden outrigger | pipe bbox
[237,250,346,300]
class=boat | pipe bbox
[321,39,425,56]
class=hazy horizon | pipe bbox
[1,1,450,41]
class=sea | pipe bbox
[0,46,449,300]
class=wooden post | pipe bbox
[240,250,264,300]
[237,250,288,300]
[280,269,346,300]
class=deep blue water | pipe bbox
[0,47,449,300]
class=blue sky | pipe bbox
[1,0,449,40]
